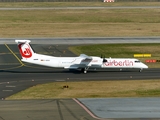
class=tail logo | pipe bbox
[18,43,32,58]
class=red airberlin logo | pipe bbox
[18,43,32,58]
[104,60,133,66]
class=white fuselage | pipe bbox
[15,39,148,73]
[21,53,148,69]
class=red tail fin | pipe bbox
[15,40,34,59]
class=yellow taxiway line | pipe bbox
[4,44,25,66]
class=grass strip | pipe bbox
[0,8,159,37]
[7,79,160,100]
[0,2,160,7]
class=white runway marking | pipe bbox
[6,86,16,88]
[3,90,13,92]
[55,80,66,82]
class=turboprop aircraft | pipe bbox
[15,40,148,73]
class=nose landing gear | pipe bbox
[139,68,143,72]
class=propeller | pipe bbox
[101,54,107,63]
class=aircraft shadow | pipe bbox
[0,69,139,74]
[0,70,79,74]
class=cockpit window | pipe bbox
[135,61,141,63]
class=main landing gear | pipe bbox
[81,67,89,74]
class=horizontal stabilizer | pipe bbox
[15,40,31,44]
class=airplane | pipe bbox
[15,40,148,73]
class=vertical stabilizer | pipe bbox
[15,40,35,59]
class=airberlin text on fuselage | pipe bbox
[104,60,133,66]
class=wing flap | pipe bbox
[64,66,78,69]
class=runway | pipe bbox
[0,40,160,120]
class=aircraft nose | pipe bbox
[143,64,148,69]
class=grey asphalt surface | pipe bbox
[0,40,160,120]
[0,6,160,10]
[79,98,160,119]
[1,37,160,44]
[0,99,95,120]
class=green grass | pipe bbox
[1,9,159,23]
[0,2,160,7]
[7,80,160,100]
[0,6,159,37]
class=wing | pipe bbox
[78,54,93,68]
[79,54,92,60]
[64,54,93,69]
